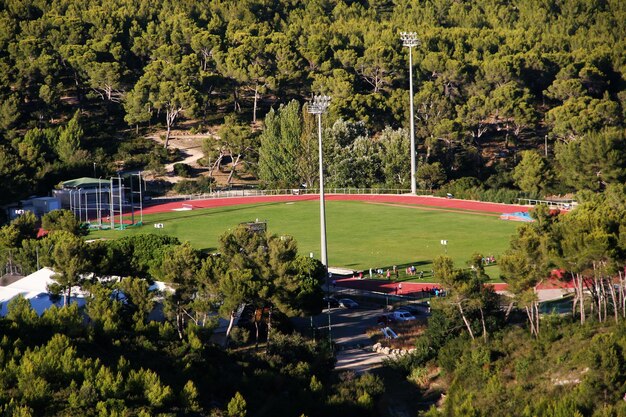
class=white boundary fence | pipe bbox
[516,198,577,210]
[150,188,428,203]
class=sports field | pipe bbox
[89,196,522,280]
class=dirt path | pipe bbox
[147,133,212,183]
[163,143,204,172]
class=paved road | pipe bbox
[294,304,389,373]
[314,305,383,347]
[335,346,385,373]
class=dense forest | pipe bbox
[1,0,625,210]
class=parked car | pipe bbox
[323,297,339,308]
[376,310,416,325]
[396,303,429,315]
[393,310,417,321]
[338,298,359,309]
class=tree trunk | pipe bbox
[608,276,619,324]
[224,309,236,348]
[266,306,272,353]
[253,307,262,350]
[600,275,608,322]
[592,266,602,322]
[164,107,181,149]
[457,303,474,340]
[210,152,224,176]
[233,89,241,113]
[182,308,199,326]
[504,301,515,321]
[228,153,242,184]
[252,83,259,124]
[577,273,585,325]
[618,271,623,318]
[176,303,184,340]
[525,305,536,337]
[619,271,626,318]
[479,307,487,342]
[165,124,171,149]
[201,49,209,71]
[534,301,540,336]
[426,137,433,161]
[589,277,596,317]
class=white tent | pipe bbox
[0,267,86,316]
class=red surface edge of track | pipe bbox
[333,277,575,297]
[142,194,530,215]
[333,277,510,296]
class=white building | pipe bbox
[0,267,86,316]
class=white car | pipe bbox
[392,311,416,321]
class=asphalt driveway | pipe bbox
[293,304,389,372]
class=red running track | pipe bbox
[335,277,508,296]
[334,274,576,296]
[142,194,530,215]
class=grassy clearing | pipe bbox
[89,200,518,279]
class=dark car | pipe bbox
[323,297,339,308]
[339,298,359,309]
[397,303,430,315]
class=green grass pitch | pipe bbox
[89,200,519,280]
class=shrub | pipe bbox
[146,152,166,176]
[173,163,193,178]
[328,371,384,411]
[180,380,200,412]
[144,179,173,196]
[173,176,215,194]
[229,327,250,347]
[7,295,38,326]
[437,336,471,375]
[408,366,430,387]
[228,392,247,417]
[144,372,173,408]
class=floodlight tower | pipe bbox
[400,31,420,195]
[308,95,331,269]
[308,94,332,345]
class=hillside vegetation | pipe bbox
[1,0,625,211]
[2,2,626,414]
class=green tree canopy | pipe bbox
[512,150,552,196]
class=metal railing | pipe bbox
[149,188,437,203]
[516,198,577,210]
[332,286,431,304]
